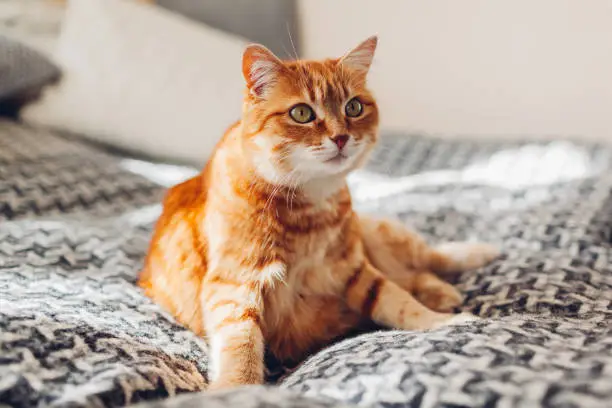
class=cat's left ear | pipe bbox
[339,35,378,75]
[242,44,285,98]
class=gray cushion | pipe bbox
[155,0,300,58]
[0,35,60,102]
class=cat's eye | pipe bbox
[345,98,363,118]
[289,104,315,124]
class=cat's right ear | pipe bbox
[242,44,284,98]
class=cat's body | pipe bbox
[139,37,498,390]
[141,123,362,362]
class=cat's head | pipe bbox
[240,36,379,186]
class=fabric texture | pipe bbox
[20,0,247,166]
[0,35,59,102]
[1,118,611,407]
[132,386,356,408]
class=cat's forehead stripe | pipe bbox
[291,62,350,107]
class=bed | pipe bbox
[1,117,611,407]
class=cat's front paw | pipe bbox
[434,242,500,273]
[207,372,263,392]
[207,379,247,392]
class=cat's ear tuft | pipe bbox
[242,44,284,98]
[339,35,378,75]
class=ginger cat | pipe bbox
[138,36,498,390]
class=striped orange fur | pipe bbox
[138,36,499,390]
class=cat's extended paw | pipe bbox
[434,242,500,273]
[430,312,480,330]
[416,283,464,313]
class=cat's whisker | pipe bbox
[282,170,294,203]
[264,181,283,213]
[292,172,303,211]
[263,171,295,214]
[246,178,260,204]
[275,150,295,166]
[286,22,299,61]
[286,166,303,212]
[276,154,293,164]
[281,44,293,61]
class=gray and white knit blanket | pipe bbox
[1,118,611,407]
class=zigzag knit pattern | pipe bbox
[1,120,611,407]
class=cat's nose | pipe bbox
[331,134,349,150]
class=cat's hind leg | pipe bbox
[360,215,499,276]
[429,241,501,275]
[359,215,499,311]
[342,260,478,331]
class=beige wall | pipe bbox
[298,1,612,141]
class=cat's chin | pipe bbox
[323,157,362,177]
[324,154,349,166]
[323,150,361,167]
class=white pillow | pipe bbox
[0,1,64,56]
[21,0,247,165]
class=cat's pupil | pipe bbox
[346,98,363,117]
